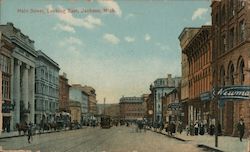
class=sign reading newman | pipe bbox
[214,86,250,100]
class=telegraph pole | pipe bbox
[103,98,106,115]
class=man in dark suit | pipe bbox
[237,118,245,142]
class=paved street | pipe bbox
[0,126,203,152]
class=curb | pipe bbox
[148,128,224,152]
[197,144,223,152]
[0,127,88,139]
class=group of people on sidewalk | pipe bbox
[168,119,246,142]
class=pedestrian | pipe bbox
[199,122,204,135]
[194,121,199,135]
[237,118,245,142]
[27,122,32,143]
[186,125,190,136]
[178,121,183,134]
[209,123,215,136]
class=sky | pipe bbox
[0,0,211,103]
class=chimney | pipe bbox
[168,74,172,79]
[63,72,67,78]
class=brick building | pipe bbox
[179,26,212,127]
[59,73,71,113]
[119,96,146,121]
[211,0,250,136]
[0,32,14,132]
[178,28,199,126]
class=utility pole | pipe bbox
[103,98,106,115]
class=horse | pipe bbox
[16,122,28,135]
[49,122,58,131]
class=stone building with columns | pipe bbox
[35,50,60,124]
[0,23,37,129]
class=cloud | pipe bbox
[103,33,120,44]
[125,13,135,20]
[98,0,122,17]
[59,36,83,47]
[53,23,76,33]
[47,5,102,29]
[124,36,135,43]
[144,34,151,41]
[155,42,171,51]
[192,8,208,21]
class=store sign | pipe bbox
[216,86,250,100]
[168,103,183,110]
[200,92,211,102]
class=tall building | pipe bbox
[35,50,60,124]
[0,32,14,132]
[178,27,200,126]
[180,26,212,127]
[59,73,71,113]
[69,84,89,122]
[150,74,181,123]
[81,86,97,115]
[0,23,37,127]
[211,0,250,136]
[119,96,146,121]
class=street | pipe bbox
[0,126,203,152]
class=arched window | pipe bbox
[220,66,225,86]
[239,60,245,84]
[228,62,234,85]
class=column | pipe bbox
[10,58,14,130]
[14,60,22,124]
[22,64,29,110]
[29,67,35,123]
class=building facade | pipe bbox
[69,84,89,122]
[119,96,146,121]
[211,0,250,136]
[81,86,97,115]
[162,88,182,124]
[178,28,199,126]
[0,32,14,132]
[59,73,70,113]
[35,50,60,124]
[150,74,181,123]
[69,100,81,123]
[0,23,37,129]
[180,26,212,127]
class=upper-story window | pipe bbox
[228,63,234,85]
[239,59,245,85]
[239,20,246,42]
[0,55,11,74]
[229,27,234,49]
[238,0,245,9]
[221,34,226,54]
[229,0,235,18]
[221,5,226,24]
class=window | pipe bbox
[228,63,234,85]
[221,5,225,23]
[229,28,234,49]
[221,35,226,53]
[239,20,245,42]
[220,66,225,86]
[229,0,235,18]
[0,55,11,74]
[239,60,245,85]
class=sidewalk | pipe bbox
[159,130,248,152]
[0,127,87,139]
